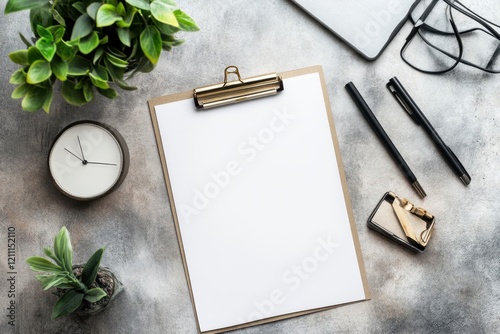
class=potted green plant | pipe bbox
[4,0,198,112]
[26,226,123,319]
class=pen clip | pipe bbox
[387,80,421,126]
[446,145,471,185]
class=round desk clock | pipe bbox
[48,121,130,201]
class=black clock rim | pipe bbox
[47,120,130,201]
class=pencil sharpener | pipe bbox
[368,192,435,252]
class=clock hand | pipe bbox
[64,148,84,162]
[65,147,116,166]
[85,161,117,166]
[77,136,86,161]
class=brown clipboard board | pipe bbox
[148,65,370,333]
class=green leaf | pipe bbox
[30,4,52,36]
[78,31,99,54]
[53,282,80,289]
[126,41,139,61]
[50,8,66,26]
[96,4,122,27]
[9,50,29,66]
[107,46,127,58]
[36,39,56,62]
[86,2,102,20]
[56,41,77,61]
[11,83,31,99]
[125,0,150,11]
[161,34,178,42]
[105,52,128,68]
[43,247,63,266]
[140,25,162,65]
[153,18,179,35]
[53,228,62,260]
[4,0,49,14]
[150,0,178,27]
[94,65,109,80]
[26,60,52,84]
[42,86,53,113]
[81,248,104,287]
[51,290,84,319]
[117,28,131,47]
[48,26,66,42]
[54,227,73,273]
[19,33,32,47]
[174,9,199,31]
[22,85,49,112]
[115,79,137,91]
[104,58,136,91]
[26,256,62,273]
[84,288,107,303]
[99,35,109,45]
[68,55,90,76]
[27,46,44,64]
[116,2,126,16]
[35,274,51,283]
[71,13,94,41]
[103,59,123,81]
[161,39,184,51]
[62,81,87,106]
[97,87,118,99]
[93,47,104,64]
[36,25,53,42]
[116,7,137,28]
[10,69,26,84]
[89,73,110,89]
[35,274,60,289]
[129,57,155,77]
[74,79,86,89]
[83,82,94,102]
[161,34,184,50]
[38,273,69,290]
[72,1,86,14]
[51,56,68,81]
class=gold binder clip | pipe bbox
[194,66,284,109]
[368,192,435,252]
[390,193,435,250]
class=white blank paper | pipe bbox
[153,68,368,333]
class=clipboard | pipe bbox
[149,65,370,333]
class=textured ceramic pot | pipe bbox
[56,266,124,316]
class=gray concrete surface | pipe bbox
[1,0,499,333]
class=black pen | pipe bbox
[345,82,426,198]
[387,77,471,185]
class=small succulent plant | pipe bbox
[5,0,198,112]
[26,226,109,319]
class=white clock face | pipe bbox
[48,122,125,200]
